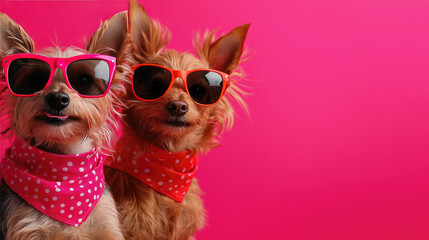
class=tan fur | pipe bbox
[0,12,127,239]
[104,1,250,239]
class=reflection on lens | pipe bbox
[133,66,172,100]
[67,59,110,96]
[187,71,223,105]
[8,58,51,95]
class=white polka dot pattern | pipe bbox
[0,137,105,227]
[105,135,198,202]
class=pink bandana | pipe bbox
[0,137,105,227]
[105,134,198,202]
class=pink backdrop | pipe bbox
[2,0,429,239]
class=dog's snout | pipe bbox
[45,92,70,110]
[167,101,189,117]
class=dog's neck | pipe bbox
[105,130,199,203]
[0,136,106,226]
[123,124,195,153]
[34,137,95,155]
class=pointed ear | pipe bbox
[128,0,169,58]
[207,24,250,74]
[129,0,152,45]
[86,11,128,57]
[0,13,34,56]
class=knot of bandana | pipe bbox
[0,137,105,226]
[105,135,198,202]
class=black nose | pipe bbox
[167,101,189,117]
[45,92,70,111]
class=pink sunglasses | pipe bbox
[2,53,116,98]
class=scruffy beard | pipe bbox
[10,94,112,149]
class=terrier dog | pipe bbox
[104,0,250,239]
[0,11,128,240]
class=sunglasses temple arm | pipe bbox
[0,60,4,81]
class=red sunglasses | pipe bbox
[131,64,230,106]
[2,53,116,98]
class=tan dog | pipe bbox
[104,0,250,239]
[0,12,128,240]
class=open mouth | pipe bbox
[37,112,75,126]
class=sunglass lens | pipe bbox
[67,59,111,96]
[187,71,223,105]
[133,65,172,100]
[8,58,51,95]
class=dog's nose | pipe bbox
[167,101,189,117]
[45,92,70,110]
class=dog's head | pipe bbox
[0,12,128,154]
[124,0,250,153]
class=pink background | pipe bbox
[1,0,429,239]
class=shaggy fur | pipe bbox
[104,0,250,239]
[0,12,128,239]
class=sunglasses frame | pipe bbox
[2,53,116,98]
[131,64,231,106]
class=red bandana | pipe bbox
[105,134,198,202]
[0,137,105,227]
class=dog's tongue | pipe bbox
[45,113,69,119]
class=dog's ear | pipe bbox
[128,0,169,58]
[205,24,250,74]
[87,11,128,57]
[0,13,34,57]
